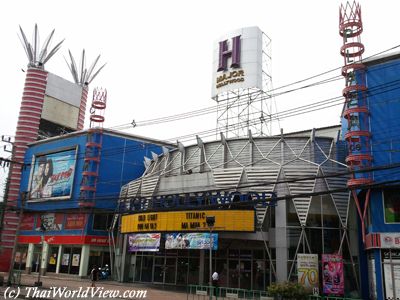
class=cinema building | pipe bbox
[118,129,361,296]
[13,128,171,277]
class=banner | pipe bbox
[20,214,36,230]
[128,233,161,252]
[322,254,344,296]
[65,214,86,230]
[297,254,319,289]
[165,233,218,250]
[29,148,76,200]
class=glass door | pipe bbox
[31,245,42,273]
[176,257,189,285]
[153,256,177,284]
[164,257,177,284]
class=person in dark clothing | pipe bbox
[90,265,99,287]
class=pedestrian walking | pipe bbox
[212,271,219,296]
[90,265,99,287]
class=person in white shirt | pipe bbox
[212,271,219,296]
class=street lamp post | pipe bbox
[206,216,215,300]
[35,216,46,287]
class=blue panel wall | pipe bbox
[20,132,166,211]
[367,58,400,183]
[94,134,165,209]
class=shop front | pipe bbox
[127,244,272,289]
[18,234,110,277]
[119,208,277,289]
[366,232,400,299]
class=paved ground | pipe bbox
[0,273,192,300]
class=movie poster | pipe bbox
[297,254,319,289]
[62,254,70,266]
[322,254,344,296]
[29,149,76,200]
[165,233,218,250]
[128,233,161,252]
[72,254,80,267]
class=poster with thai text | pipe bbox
[297,254,319,289]
[165,233,218,250]
[322,254,344,296]
[128,233,161,252]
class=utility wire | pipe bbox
[4,161,399,209]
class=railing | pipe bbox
[186,285,362,300]
[10,270,22,286]
[186,285,272,300]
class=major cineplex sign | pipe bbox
[211,27,263,98]
[120,191,277,212]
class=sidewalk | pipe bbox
[0,273,188,300]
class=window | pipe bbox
[383,190,400,223]
[93,214,112,230]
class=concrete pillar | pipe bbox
[40,240,49,276]
[25,243,34,274]
[79,245,90,277]
[120,234,127,282]
[55,245,63,274]
[275,200,289,282]
[199,250,205,285]
[275,136,288,282]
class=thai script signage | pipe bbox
[128,233,161,252]
[297,254,319,289]
[165,233,218,250]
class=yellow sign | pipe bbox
[121,210,255,233]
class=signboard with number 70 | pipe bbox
[297,254,319,288]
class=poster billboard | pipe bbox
[297,254,319,289]
[165,233,218,250]
[128,233,161,252]
[29,148,77,201]
[36,213,63,231]
[322,254,344,296]
[211,27,263,98]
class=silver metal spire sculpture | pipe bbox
[19,24,64,69]
[65,49,106,86]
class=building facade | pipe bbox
[12,129,171,277]
[341,52,400,300]
[118,130,361,296]
[0,69,89,271]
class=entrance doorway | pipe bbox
[153,256,177,284]
[31,245,42,273]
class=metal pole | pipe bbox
[209,228,212,300]
[35,234,44,286]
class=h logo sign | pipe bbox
[217,35,241,72]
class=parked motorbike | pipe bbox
[98,265,111,280]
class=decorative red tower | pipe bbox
[339,1,373,242]
[0,26,105,272]
[79,88,107,207]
